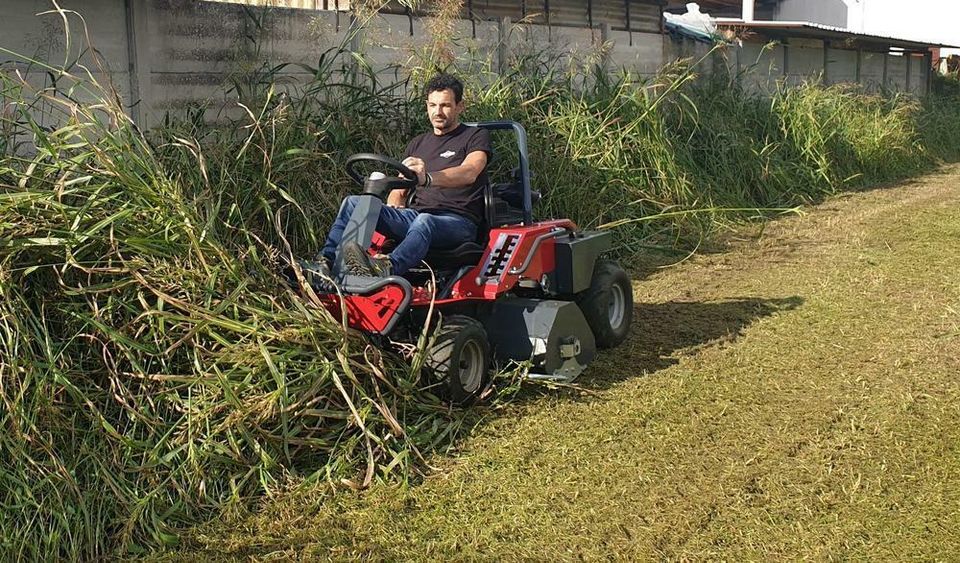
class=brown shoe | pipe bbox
[294,258,332,290]
[342,241,373,276]
[368,254,393,277]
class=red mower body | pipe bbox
[301,121,631,394]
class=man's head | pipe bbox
[424,73,465,135]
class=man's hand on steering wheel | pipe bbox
[401,157,427,187]
[344,154,419,203]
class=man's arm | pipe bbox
[404,151,488,189]
[429,150,488,188]
[388,139,420,207]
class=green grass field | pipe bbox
[168,165,960,560]
[6,22,960,555]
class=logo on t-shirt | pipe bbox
[440,150,456,159]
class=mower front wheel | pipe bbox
[425,315,492,405]
[577,259,633,348]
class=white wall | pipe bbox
[774,0,849,28]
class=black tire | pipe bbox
[577,259,632,349]
[425,315,492,405]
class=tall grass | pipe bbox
[2,7,960,560]
[462,52,960,249]
[0,32,462,563]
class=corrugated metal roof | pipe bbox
[716,20,960,51]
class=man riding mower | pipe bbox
[288,74,633,404]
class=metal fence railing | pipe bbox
[203,0,350,10]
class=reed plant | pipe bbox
[2,6,960,559]
[0,35,460,563]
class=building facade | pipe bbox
[667,0,850,28]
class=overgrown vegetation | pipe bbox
[2,4,960,560]
[180,164,960,561]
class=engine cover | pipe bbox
[484,298,597,382]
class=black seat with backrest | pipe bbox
[422,181,541,269]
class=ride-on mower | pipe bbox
[296,121,632,404]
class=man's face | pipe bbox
[426,88,463,133]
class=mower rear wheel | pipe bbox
[577,259,632,348]
[425,315,491,405]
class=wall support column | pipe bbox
[905,53,913,93]
[497,17,511,75]
[124,0,151,128]
[882,51,888,88]
[822,40,830,85]
[599,22,611,76]
[855,48,862,85]
[782,39,790,83]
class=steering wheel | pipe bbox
[345,153,419,186]
[344,153,420,202]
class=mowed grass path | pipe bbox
[178,167,960,560]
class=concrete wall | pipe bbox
[609,30,665,77]
[785,39,825,87]
[146,0,349,106]
[860,51,886,92]
[2,0,134,130]
[0,0,933,131]
[886,55,908,91]
[908,54,927,94]
[826,46,857,85]
[738,41,785,92]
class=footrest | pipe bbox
[318,275,413,335]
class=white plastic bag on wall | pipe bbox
[663,3,717,41]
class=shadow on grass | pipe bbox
[172,296,806,558]
[597,295,803,384]
[501,295,804,403]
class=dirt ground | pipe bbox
[172,165,960,560]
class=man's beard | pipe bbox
[433,117,455,132]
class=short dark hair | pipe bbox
[425,73,464,103]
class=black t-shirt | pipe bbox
[403,124,492,224]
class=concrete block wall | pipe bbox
[785,39,824,87]
[886,56,908,91]
[515,24,601,76]
[860,51,886,92]
[826,47,857,85]
[144,1,348,120]
[663,35,716,75]
[738,42,784,92]
[2,0,133,129]
[908,54,927,94]
[0,0,935,131]
[608,30,664,77]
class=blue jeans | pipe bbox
[322,195,477,275]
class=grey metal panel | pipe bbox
[626,0,663,32]
[458,0,663,32]
[550,0,589,27]
[774,0,848,29]
[593,1,661,32]
[485,298,596,382]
